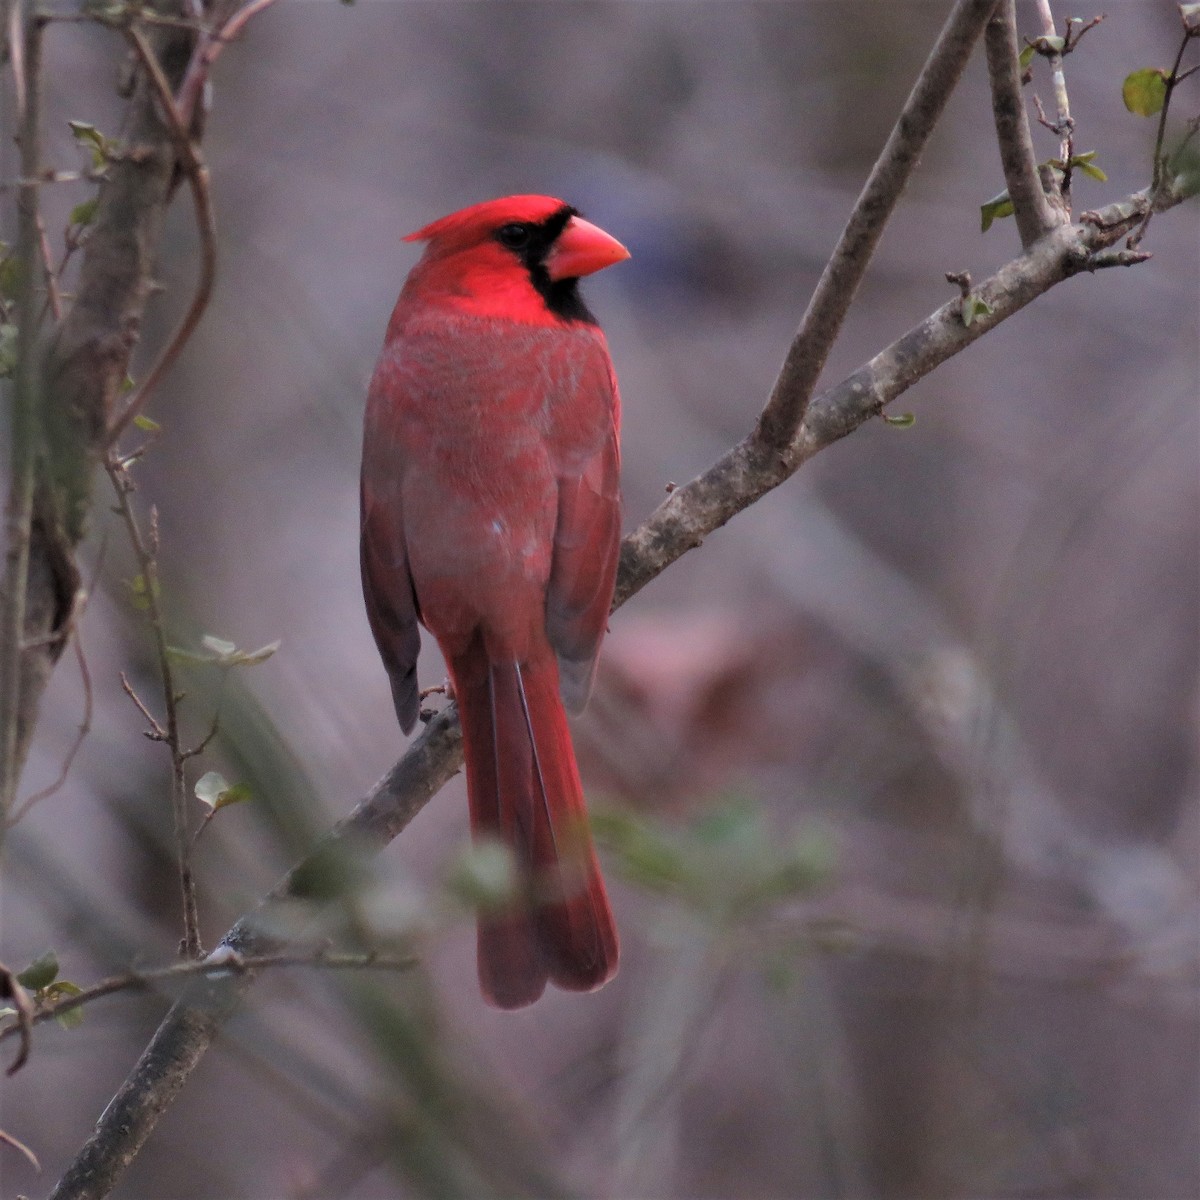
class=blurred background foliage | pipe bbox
[2,1,1197,1197]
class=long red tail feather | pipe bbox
[452,637,618,1010]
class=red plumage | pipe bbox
[360,195,628,1007]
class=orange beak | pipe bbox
[545,215,630,282]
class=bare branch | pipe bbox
[1033,0,1075,187]
[753,0,999,447]
[107,458,203,959]
[7,630,93,827]
[0,948,417,1041]
[985,0,1061,247]
[0,960,34,1076]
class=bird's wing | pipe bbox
[545,358,622,713]
[360,467,422,735]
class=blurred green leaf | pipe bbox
[17,950,59,991]
[595,798,836,925]
[0,254,22,302]
[170,634,281,668]
[45,980,85,1029]
[1019,43,1036,69]
[882,411,916,427]
[446,840,519,911]
[127,572,158,610]
[980,190,1015,232]
[69,197,99,228]
[215,783,252,812]
[68,119,113,168]
[195,771,250,812]
[194,770,229,808]
[1122,68,1168,116]
[132,414,160,432]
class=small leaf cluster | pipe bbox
[980,154,1106,233]
[168,633,281,669]
[592,798,835,927]
[0,952,83,1030]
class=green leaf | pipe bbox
[960,295,993,327]
[127,573,158,610]
[17,950,59,991]
[447,840,519,910]
[1122,68,1169,116]
[0,254,23,302]
[69,197,99,228]
[213,783,252,812]
[68,119,112,168]
[44,980,84,1029]
[882,412,916,428]
[194,771,251,812]
[67,120,103,148]
[195,770,230,808]
[173,634,282,668]
[1019,43,1036,69]
[980,190,1015,232]
[233,639,281,666]
[1069,150,1108,182]
[133,414,160,432]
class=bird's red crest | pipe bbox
[403,195,573,247]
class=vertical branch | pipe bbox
[107,458,203,958]
[1033,0,1074,179]
[984,0,1059,248]
[0,0,43,834]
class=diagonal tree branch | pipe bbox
[44,176,1192,1200]
[754,0,999,447]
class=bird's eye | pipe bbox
[497,223,532,250]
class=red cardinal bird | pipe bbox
[360,195,628,1008]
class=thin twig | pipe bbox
[1129,27,1199,248]
[0,949,417,1040]
[174,0,281,130]
[0,1,44,836]
[753,0,998,447]
[985,0,1060,248]
[106,459,203,958]
[36,210,64,321]
[7,631,94,826]
[0,1125,40,1172]
[0,960,34,1076]
[1033,0,1075,195]
[105,23,218,447]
